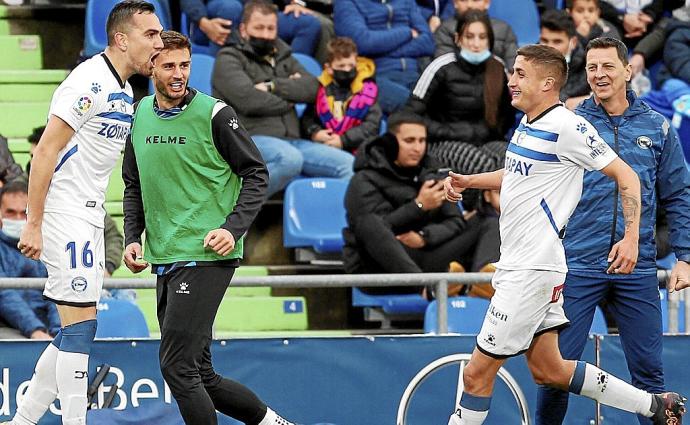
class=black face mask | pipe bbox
[333,69,357,87]
[249,36,275,56]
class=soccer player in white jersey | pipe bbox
[3,2,163,425]
[444,44,686,425]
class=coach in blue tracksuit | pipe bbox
[536,37,690,425]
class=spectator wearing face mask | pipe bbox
[404,10,513,151]
[301,37,382,153]
[0,180,60,339]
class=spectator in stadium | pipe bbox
[567,0,621,46]
[539,10,591,109]
[334,0,435,114]
[123,30,296,425]
[213,0,354,197]
[180,0,328,58]
[663,18,690,84]
[343,112,476,295]
[536,37,690,425]
[301,37,382,153]
[0,180,60,340]
[434,0,518,70]
[0,134,25,187]
[404,11,513,148]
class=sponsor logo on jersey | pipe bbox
[505,157,533,176]
[71,276,88,293]
[176,282,190,295]
[145,135,187,145]
[586,135,609,159]
[488,304,508,322]
[71,95,93,117]
[228,117,239,130]
[576,122,587,134]
[636,136,652,149]
[551,283,564,303]
[484,333,497,347]
[97,123,129,141]
[91,82,101,94]
[85,201,96,208]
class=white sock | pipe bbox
[577,363,653,417]
[258,407,294,425]
[13,342,60,425]
[55,351,89,425]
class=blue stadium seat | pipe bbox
[590,306,608,334]
[353,288,429,328]
[84,0,171,58]
[488,0,540,46]
[292,53,321,118]
[283,178,348,253]
[189,53,215,95]
[424,296,490,334]
[96,299,150,338]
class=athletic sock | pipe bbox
[12,331,63,425]
[448,393,491,425]
[257,407,294,425]
[56,320,97,425]
[569,361,654,417]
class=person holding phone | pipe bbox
[342,112,476,296]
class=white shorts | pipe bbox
[41,212,105,306]
[476,268,569,358]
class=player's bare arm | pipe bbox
[601,157,641,274]
[445,169,504,202]
[18,115,74,260]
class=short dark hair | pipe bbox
[516,44,569,90]
[456,10,495,52]
[566,0,600,10]
[387,112,427,135]
[0,179,28,205]
[106,0,156,46]
[586,37,629,66]
[159,30,191,55]
[540,9,576,39]
[241,0,278,25]
[325,37,358,64]
[27,126,45,146]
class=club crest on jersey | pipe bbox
[72,95,93,117]
[636,136,652,149]
[71,277,88,293]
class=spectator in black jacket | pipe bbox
[0,135,25,187]
[343,113,475,295]
[301,37,382,153]
[405,11,512,148]
[539,10,591,109]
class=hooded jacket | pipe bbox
[212,36,319,139]
[566,91,690,276]
[301,57,382,151]
[343,134,466,271]
[663,19,690,84]
[561,43,590,101]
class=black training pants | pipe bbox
[157,266,267,425]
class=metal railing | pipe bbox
[0,270,679,334]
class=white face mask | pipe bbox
[1,218,26,240]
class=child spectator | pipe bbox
[567,0,621,46]
[301,37,382,153]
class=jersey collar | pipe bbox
[527,103,562,124]
[100,53,126,89]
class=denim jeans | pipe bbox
[190,0,321,56]
[252,135,354,196]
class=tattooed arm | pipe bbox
[601,157,642,274]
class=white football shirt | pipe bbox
[44,53,133,228]
[496,104,618,273]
